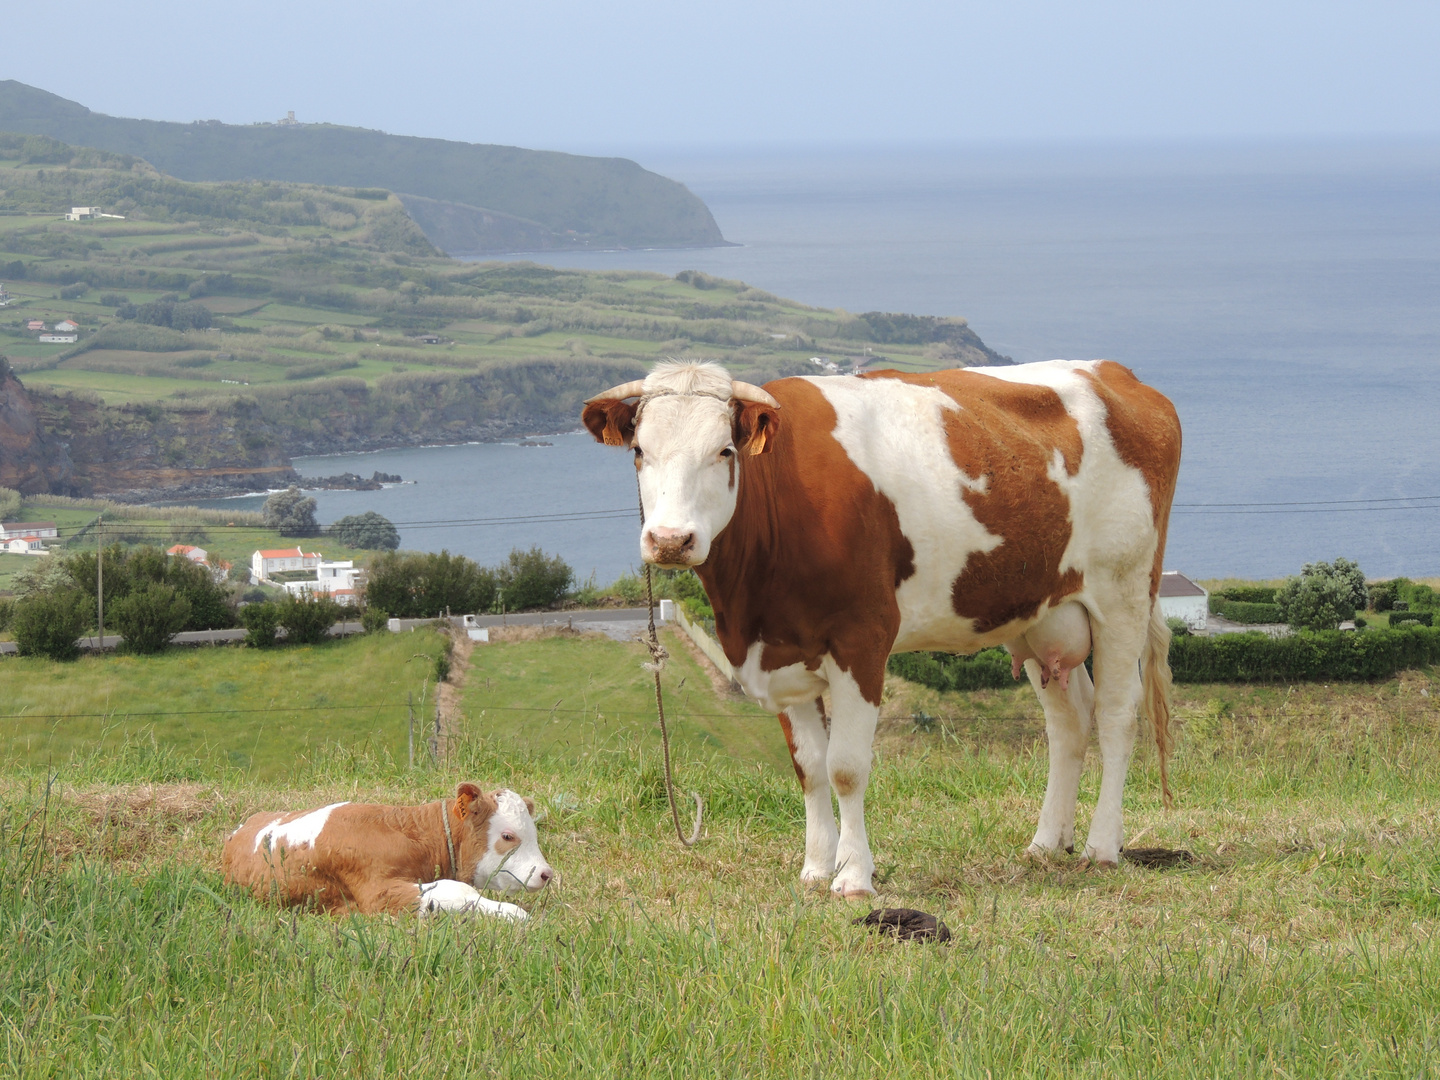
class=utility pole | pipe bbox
[96,515,104,651]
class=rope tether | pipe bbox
[638,476,704,847]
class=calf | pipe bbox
[222,783,553,919]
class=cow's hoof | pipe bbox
[1079,856,1119,872]
[833,886,877,900]
[800,866,836,886]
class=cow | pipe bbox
[583,360,1181,898]
[222,783,553,918]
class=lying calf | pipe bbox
[222,783,553,920]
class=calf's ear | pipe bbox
[522,796,537,817]
[582,400,638,447]
[455,782,482,818]
[733,401,780,456]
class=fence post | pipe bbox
[431,697,442,763]
[408,691,414,769]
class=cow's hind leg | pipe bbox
[1025,657,1095,857]
[823,665,880,899]
[1083,615,1148,867]
[780,697,839,885]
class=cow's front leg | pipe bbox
[823,666,879,898]
[779,697,838,884]
[1026,658,1095,856]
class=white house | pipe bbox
[39,334,77,344]
[279,559,362,605]
[167,543,209,564]
[1158,571,1208,631]
[54,320,79,332]
[251,546,321,583]
[65,207,125,221]
[1,521,58,541]
[3,535,47,555]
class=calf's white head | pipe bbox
[583,361,780,567]
[454,783,554,893]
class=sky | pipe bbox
[5,0,1439,154]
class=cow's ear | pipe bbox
[522,796,537,818]
[733,400,780,456]
[582,399,638,447]
[455,782,482,819]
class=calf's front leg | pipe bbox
[417,879,529,920]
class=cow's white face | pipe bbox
[471,789,553,894]
[634,394,739,567]
[582,362,780,569]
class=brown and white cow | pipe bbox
[584,360,1181,897]
[222,784,553,918]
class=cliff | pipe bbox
[0,359,76,494]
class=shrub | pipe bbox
[262,487,318,537]
[11,591,90,661]
[277,592,343,645]
[0,485,20,521]
[0,596,12,632]
[1165,616,1193,637]
[329,510,400,550]
[1369,581,1398,612]
[98,292,129,307]
[108,582,190,654]
[497,546,573,611]
[360,605,390,634]
[58,282,89,300]
[239,602,282,648]
[1276,559,1367,631]
[365,550,497,618]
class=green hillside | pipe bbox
[0,132,1007,499]
[0,80,724,254]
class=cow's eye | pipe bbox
[719,446,734,459]
[633,447,644,463]
[501,832,517,844]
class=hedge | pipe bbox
[1390,611,1434,628]
[1210,600,1284,624]
[890,626,1440,691]
[1214,586,1278,605]
[887,648,1014,691]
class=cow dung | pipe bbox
[853,907,952,943]
[1122,846,1197,869]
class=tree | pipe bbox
[497,546,573,611]
[263,487,319,537]
[364,550,497,618]
[1276,558,1367,631]
[277,592,343,645]
[0,485,21,522]
[109,582,191,653]
[12,591,90,661]
[240,602,282,648]
[329,511,400,551]
[63,544,234,632]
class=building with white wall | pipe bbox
[1158,571,1208,631]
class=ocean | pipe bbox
[236,141,1440,585]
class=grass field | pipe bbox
[3,626,1440,1076]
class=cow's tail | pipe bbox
[1141,599,1175,809]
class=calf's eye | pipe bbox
[719,447,734,459]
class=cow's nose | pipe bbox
[645,528,695,562]
[538,868,553,885]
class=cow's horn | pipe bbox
[730,381,780,409]
[584,380,647,404]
